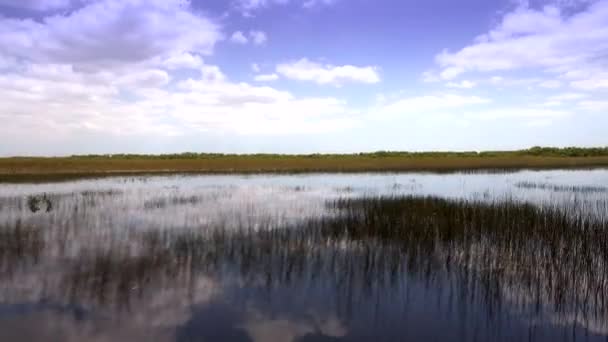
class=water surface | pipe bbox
[0,169,607,341]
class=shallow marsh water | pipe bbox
[0,169,607,341]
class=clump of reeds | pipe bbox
[515,181,608,193]
[0,220,44,275]
[143,195,204,210]
[26,194,53,212]
[12,194,607,335]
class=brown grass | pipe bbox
[1,154,608,183]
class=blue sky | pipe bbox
[0,0,606,155]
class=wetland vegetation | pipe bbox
[2,147,608,183]
[0,170,607,341]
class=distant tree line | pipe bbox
[66,147,608,160]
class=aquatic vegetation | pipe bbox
[515,181,608,193]
[26,194,53,213]
[80,189,123,197]
[0,221,44,276]
[42,196,606,336]
[2,147,608,183]
[1,171,608,340]
[143,195,204,210]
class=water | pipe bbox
[0,169,607,341]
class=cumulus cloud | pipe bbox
[0,0,221,70]
[160,52,204,70]
[0,0,74,11]
[230,31,249,44]
[302,0,337,8]
[376,94,490,118]
[372,92,569,128]
[543,92,589,106]
[276,58,380,85]
[0,55,17,70]
[570,72,608,89]
[470,107,570,120]
[548,92,589,101]
[433,0,608,90]
[0,0,362,152]
[538,79,562,88]
[168,69,356,134]
[0,57,357,143]
[578,100,608,111]
[250,31,268,45]
[229,30,267,45]
[234,0,337,15]
[1,0,598,154]
[116,69,171,88]
[446,80,476,89]
[254,73,279,82]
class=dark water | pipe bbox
[0,170,607,342]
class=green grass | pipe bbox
[1,146,608,183]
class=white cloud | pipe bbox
[0,59,357,140]
[570,73,608,89]
[446,80,476,89]
[302,0,337,8]
[439,67,465,80]
[250,30,268,45]
[0,0,359,146]
[483,75,550,88]
[579,100,608,111]
[168,73,357,134]
[276,58,380,85]
[469,108,570,120]
[0,0,73,10]
[0,65,169,138]
[490,76,504,84]
[376,94,490,118]
[0,0,222,70]
[549,92,589,101]
[251,63,261,73]
[421,71,440,83]
[161,52,204,70]
[254,73,279,82]
[230,31,249,44]
[116,69,170,88]
[0,55,18,70]
[234,0,337,15]
[235,0,277,13]
[434,0,608,88]
[229,30,267,46]
[538,79,562,88]
[542,92,589,106]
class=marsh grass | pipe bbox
[143,195,205,210]
[515,181,608,193]
[47,196,606,329]
[0,220,44,276]
[1,194,607,335]
[2,147,608,183]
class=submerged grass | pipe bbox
[0,221,44,276]
[52,196,607,326]
[515,181,608,193]
[2,147,608,183]
[1,194,607,333]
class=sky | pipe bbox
[0,0,606,156]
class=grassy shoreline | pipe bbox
[1,147,608,183]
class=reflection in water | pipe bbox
[0,170,607,341]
